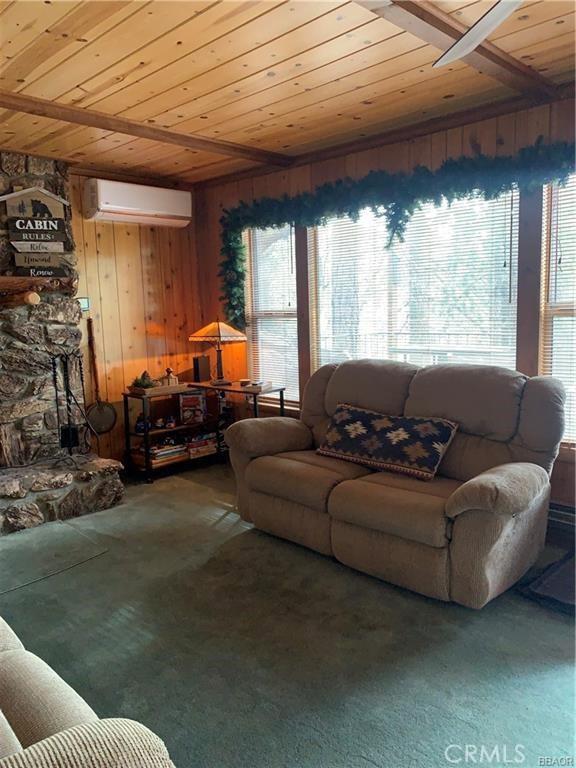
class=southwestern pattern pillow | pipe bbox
[317,403,458,481]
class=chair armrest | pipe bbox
[225,417,313,458]
[445,463,550,520]
[0,719,175,768]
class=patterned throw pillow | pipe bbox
[317,404,458,481]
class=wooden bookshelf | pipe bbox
[123,387,225,482]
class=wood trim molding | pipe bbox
[71,165,195,191]
[359,0,560,99]
[295,226,311,401]
[0,90,293,167]
[516,186,544,377]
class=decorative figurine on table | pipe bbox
[154,417,165,429]
[166,415,177,429]
[159,367,179,387]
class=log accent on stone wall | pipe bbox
[0,276,77,297]
[0,291,41,308]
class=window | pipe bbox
[245,226,299,402]
[541,174,576,442]
[309,192,519,370]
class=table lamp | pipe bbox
[188,319,247,385]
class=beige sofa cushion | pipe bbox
[405,364,526,441]
[275,451,373,478]
[250,492,333,555]
[246,451,370,513]
[325,359,418,417]
[332,520,451,601]
[0,719,176,768]
[0,649,98,748]
[0,710,21,760]
[329,472,462,548]
[301,363,337,445]
[0,619,23,654]
[436,433,514,481]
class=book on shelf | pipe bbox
[150,455,188,467]
[188,439,214,448]
[239,381,273,394]
[189,446,218,458]
[180,392,207,424]
[138,444,187,458]
[132,452,187,468]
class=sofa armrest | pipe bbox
[225,417,313,458]
[0,719,175,768]
[445,462,550,520]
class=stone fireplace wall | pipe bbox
[0,151,123,534]
[0,152,82,468]
[0,297,85,467]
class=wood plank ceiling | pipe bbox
[0,0,573,184]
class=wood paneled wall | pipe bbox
[70,100,574,504]
[70,175,202,460]
[194,99,575,506]
[196,99,575,345]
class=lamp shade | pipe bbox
[188,320,246,345]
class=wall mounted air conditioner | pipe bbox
[82,178,192,228]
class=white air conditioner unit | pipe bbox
[82,178,192,228]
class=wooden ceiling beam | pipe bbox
[71,165,195,192]
[0,90,293,168]
[358,0,560,100]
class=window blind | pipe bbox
[245,226,299,402]
[309,192,519,371]
[541,174,575,443]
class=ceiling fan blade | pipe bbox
[433,0,524,68]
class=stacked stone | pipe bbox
[0,297,85,466]
[0,457,124,534]
[0,150,124,534]
[0,151,82,468]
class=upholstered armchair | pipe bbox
[0,617,175,767]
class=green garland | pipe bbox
[219,138,575,328]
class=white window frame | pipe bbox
[244,228,299,405]
[540,179,576,446]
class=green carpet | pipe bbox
[0,520,107,595]
[0,465,573,768]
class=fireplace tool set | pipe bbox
[50,351,90,455]
[50,320,117,456]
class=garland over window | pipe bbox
[219,139,575,328]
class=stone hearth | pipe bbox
[0,456,124,534]
[0,150,124,533]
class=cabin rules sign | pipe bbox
[4,187,70,254]
[8,216,67,253]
